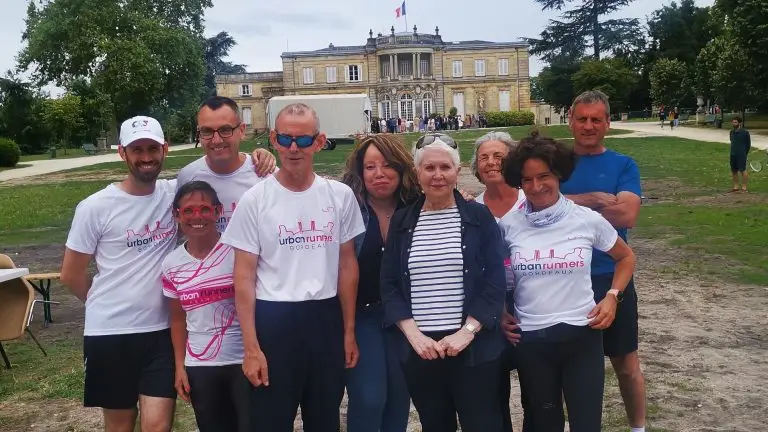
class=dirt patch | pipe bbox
[3,170,180,187]
[3,228,767,431]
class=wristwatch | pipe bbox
[463,322,479,335]
[607,289,621,300]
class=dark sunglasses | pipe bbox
[415,133,458,150]
[275,133,318,148]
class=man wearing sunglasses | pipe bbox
[177,96,277,232]
[221,103,365,431]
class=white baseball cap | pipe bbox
[119,116,165,147]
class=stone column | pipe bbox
[390,54,395,78]
[416,53,421,78]
[412,53,417,78]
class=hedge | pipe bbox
[484,110,535,127]
[0,137,22,168]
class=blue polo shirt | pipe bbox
[560,149,641,275]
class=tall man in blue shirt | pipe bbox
[560,90,646,432]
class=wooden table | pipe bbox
[25,272,60,326]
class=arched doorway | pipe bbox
[421,92,433,117]
[380,95,392,119]
[399,93,414,121]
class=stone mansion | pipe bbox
[215,26,531,132]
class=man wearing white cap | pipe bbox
[61,116,181,432]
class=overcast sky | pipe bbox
[2,0,714,94]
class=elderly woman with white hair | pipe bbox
[380,133,507,432]
[470,131,531,432]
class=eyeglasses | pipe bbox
[174,204,221,221]
[197,123,241,140]
[275,133,318,148]
[415,133,458,150]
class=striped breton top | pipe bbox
[408,206,465,332]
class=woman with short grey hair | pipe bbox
[381,133,507,431]
[470,130,530,432]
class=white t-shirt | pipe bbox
[500,204,618,331]
[475,190,527,222]
[221,175,365,302]
[65,180,178,336]
[476,190,527,292]
[176,154,271,232]
[161,242,243,367]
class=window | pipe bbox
[453,92,465,117]
[347,65,361,82]
[381,62,390,78]
[241,107,253,126]
[498,58,509,76]
[499,90,511,112]
[303,67,314,84]
[420,59,430,76]
[239,84,252,96]
[452,60,463,78]
[399,93,414,121]
[422,93,433,116]
[398,60,412,76]
[380,95,392,119]
[475,59,486,77]
[326,66,337,83]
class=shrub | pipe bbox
[449,107,458,117]
[0,137,22,167]
[484,110,535,127]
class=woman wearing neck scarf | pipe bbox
[469,131,530,432]
[380,133,507,432]
[499,134,636,432]
[340,134,420,432]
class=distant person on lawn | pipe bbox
[559,90,647,432]
[729,116,751,193]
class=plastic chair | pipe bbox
[0,254,58,369]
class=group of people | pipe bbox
[60,89,648,432]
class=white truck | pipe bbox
[266,93,372,150]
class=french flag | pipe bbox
[395,1,406,18]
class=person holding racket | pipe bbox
[161,181,248,432]
[729,116,751,192]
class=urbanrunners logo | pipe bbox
[512,247,586,276]
[216,202,238,232]
[277,207,336,251]
[126,219,177,252]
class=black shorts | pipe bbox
[591,274,639,358]
[730,153,747,172]
[83,329,176,409]
[187,364,250,432]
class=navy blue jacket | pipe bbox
[380,190,507,366]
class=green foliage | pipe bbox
[449,107,458,117]
[649,58,690,105]
[537,59,581,109]
[19,0,208,122]
[0,137,22,167]
[484,111,535,127]
[527,0,642,61]
[204,31,247,98]
[0,78,51,154]
[572,58,638,112]
[647,0,722,66]
[698,30,760,113]
[530,75,544,101]
[40,94,85,152]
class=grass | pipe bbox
[19,148,118,162]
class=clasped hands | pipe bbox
[405,328,475,360]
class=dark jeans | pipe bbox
[247,297,345,432]
[402,331,503,432]
[516,324,604,432]
[499,343,532,432]
[187,364,250,432]
[345,304,410,432]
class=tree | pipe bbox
[647,0,721,66]
[571,58,638,113]
[0,77,51,154]
[41,94,85,154]
[698,32,759,119]
[530,76,544,101]
[537,59,582,109]
[19,0,209,122]
[715,0,768,102]
[67,78,114,144]
[528,0,643,61]
[204,32,247,98]
[649,58,690,106]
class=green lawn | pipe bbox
[19,148,118,162]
